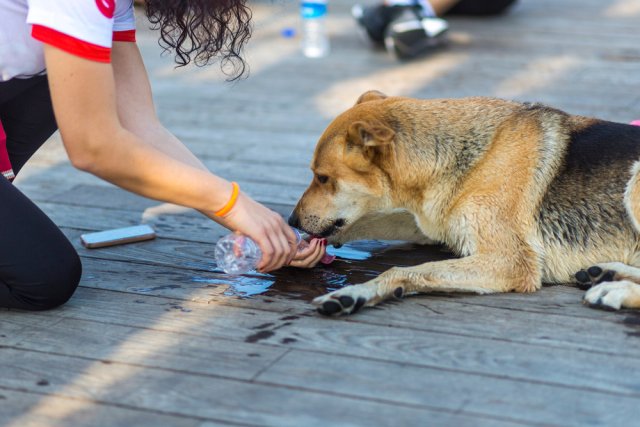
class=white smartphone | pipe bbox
[80,224,156,249]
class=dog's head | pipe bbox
[289,90,399,243]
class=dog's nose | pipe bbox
[288,211,301,229]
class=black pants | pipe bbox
[0,76,81,310]
[447,0,517,16]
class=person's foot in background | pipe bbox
[353,0,518,59]
[352,0,448,59]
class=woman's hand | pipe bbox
[219,189,298,273]
[288,238,326,268]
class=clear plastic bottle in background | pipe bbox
[300,0,330,58]
[215,229,335,274]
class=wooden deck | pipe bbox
[3,0,640,425]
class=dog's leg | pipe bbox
[313,254,539,316]
[583,280,640,310]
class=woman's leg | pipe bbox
[0,76,81,310]
[0,178,82,310]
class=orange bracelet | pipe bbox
[214,182,240,217]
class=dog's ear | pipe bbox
[355,90,388,105]
[348,120,395,148]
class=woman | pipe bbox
[0,0,325,311]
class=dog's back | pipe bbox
[536,115,640,281]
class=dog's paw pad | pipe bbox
[316,297,364,316]
[312,285,376,316]
[587,266,602,277]
[338,296,354,308]
[352,297,367,313]
[575,270,592,290]
[393,287,404,299]
[317,300,342,316]
[575,266,617,290]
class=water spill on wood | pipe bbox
[190,240,454,301]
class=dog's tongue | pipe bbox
[316,238,336,265]
[320,252,336,265]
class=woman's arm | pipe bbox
[110,42,208,171]
[43,43,297,272]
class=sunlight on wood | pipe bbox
[314,52,469,116]
[605,0,640,17]
[493,55,582,99]
[4,302,226,427]
[142,203,192,220]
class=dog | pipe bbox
[288,90,640,316]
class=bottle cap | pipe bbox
[292,228,311,243]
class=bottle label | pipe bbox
[301,2,327,19]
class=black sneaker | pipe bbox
[384,11,449,59]
[352,3,425,46]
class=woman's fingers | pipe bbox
[283,222,299,264]
[309,240,327,266]
[271,216,293,271]
[259,215,296,272]
[288,239,325,268]
[255,230,275,272]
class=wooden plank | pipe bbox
[103,276,640,352]
[8,317,288,382]
[15,278,637,393]
[6,287,640,426]
[0,347,523,427]
[256,350,640,427]
[6,293,640,400]
[0,389,212,427]
[76,249,614,321]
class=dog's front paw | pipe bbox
[312,284,404,316]
[583,281,640,310]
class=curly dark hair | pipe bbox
[143,0,253,80]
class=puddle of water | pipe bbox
[191,274,275,297]
[189,240,454,301]
[326,245,373,261]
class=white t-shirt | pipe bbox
[0,0,136,81]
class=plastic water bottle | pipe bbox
[215,229,307,274]
[215,229,337,274]
[300,0,330,58]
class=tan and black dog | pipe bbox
[289,90,640,315]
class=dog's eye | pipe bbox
[316,174,329,184]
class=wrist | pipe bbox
[213,181,240,218]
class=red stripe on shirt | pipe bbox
[31,25,111,63]
[113,30,136,42]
